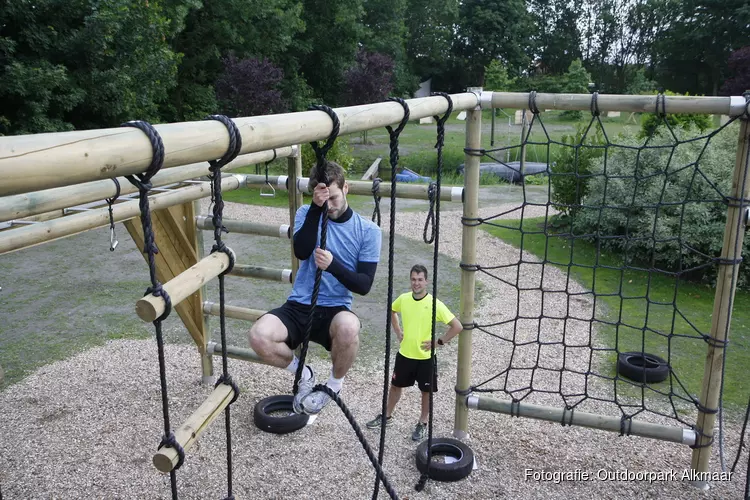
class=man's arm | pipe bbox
[439,317,463,344]
[391,311,403,341]
[293,203,322,260]
[325,258,377,295]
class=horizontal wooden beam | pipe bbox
[0,93,480,197]
[0,147,295,223]
[487,91,749,116]
[466,395,697,446]
[152,382,236,473]
[136,252,232,322]
[228,264,292,283]
[206,341,268,365]
[0,175,243,256]
[195,216,290,239]
[203,302,265,322]
[245,175,464,202]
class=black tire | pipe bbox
[617,351,670,383]
[253,395,309,434]
[415,437,474,482]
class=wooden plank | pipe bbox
[361,157,382,180]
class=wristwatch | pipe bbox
[437,338,444,345]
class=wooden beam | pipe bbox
[203,302,265,322]
[196,216,290,239]
[0,94,479,197]
[136,252,231,323]
[228,264,292,283]
[361,157,382,180]
[152,383,236,473]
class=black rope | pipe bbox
[590,92,600,117]
[106,178,121,251]
[293,104,340,396]
[372,97,410,500]
[423,182,437,243]
[121,120,181,499]
[415,92,452,493]
[204,114,242,500]
[371,177,382,226]
[528,90,540,115]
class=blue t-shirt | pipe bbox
[288,205,382,308]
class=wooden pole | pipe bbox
[152,383,236,473]
[0,147,294,223]
[689,118,750,487]
[195,216,290,239]
[467,395,697,445]
[203,302,265,322]
[0,175,243,256]
[489,92,749,116]
[453,88,482,439]
[192,199,214,385]
[206,341,268,365]
[0,94,480,197]
[288,150,303,282]
[245,175,464,202]
[228,264,292,283]
[136,251,232,322]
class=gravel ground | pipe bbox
[0,200,748,499]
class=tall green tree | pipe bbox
[167,0,305,121]
[404,0,458,82]
[293,0,364,105]
[453,0,533,86]
[0,0,185,134]
[528,0,583,75]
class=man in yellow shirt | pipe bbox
[366,264,463,441]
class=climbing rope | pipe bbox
[372,97,410,500]
[120,120,182,500]
[204,114,243,500]
[415,92,453,492]
[106,178,120,251]
[371,177,382,226]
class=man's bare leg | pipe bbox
[248,314,293,368]
[386,385,403,418]
[419,390,430,424]
[329,311,360,379]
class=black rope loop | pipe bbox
[431,91,453,140]
[120,120,166,188]
[715,257,743,266]
[590,92,600,117]
[423,182,437,244]
[655,92,667,118]
[561,407,575,426]
[158,432,186,470]
[619,415,633,437]
[205,115,243,171]
[215,373,241,405]
[461,216,484,227]
[461,322,477,330]
[145,284,172,322]
[724,195,750,208]
[459,263,480,272]
[264,148,277,184]
[386,97,411,137]
[308,105,341,184]
[696,402,720,415]
[463,147,486,157]
[106,178,121,251]
[528,91,540,115]
[455,386,474,396]
[211,244,236,277]
[689,426,715,449]
[702,335,729,349]
[371,177,382,226]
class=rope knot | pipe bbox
[158,432,186,470]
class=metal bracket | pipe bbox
[480,91,494,110]
[730,96,747,117]
[466,87,483,110]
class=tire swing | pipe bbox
[617,351,670,383]
[414,93,474,490]
[252,105,340,435]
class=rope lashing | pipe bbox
[106,177,121,251]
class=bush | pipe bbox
[571,123,749,288]
[639,90,713,138]
[550,124,606,216]
[300,139,356,178]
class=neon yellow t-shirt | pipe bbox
[392,292,455,360]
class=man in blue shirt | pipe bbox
[249,161,382,415]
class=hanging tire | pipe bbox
[415,437,474,482]
[253,395,309,434]
[617,351,670,383]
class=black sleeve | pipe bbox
[326,259,378,295]
[293,203,323,260]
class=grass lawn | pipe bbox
[483,216,750,410]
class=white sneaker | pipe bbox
[292,367,315,414]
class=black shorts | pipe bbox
[265,300,357,352]
[391,352,438,393]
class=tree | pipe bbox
[340,50,395,144]
[719,46,750,96]
[215,56,287,117]
[528,0,583,76]
[0,0,185,134]
[453,0,532,86]
[293,0,364,105]
[404,0,458,81]
[484,60,513,91]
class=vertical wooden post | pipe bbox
[454,88,482,439]
[689,118,750,487]
[288,146,303,282]
[191,199,213,384]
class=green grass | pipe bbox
[483,216,750,409]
